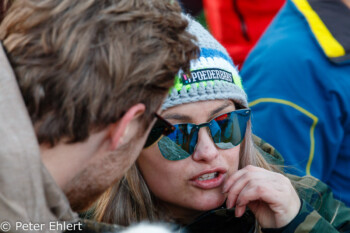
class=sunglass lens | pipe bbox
[212,110,251,149]
[158,124,198,160]
[158,136,191,160]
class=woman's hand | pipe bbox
[222,165,300,229]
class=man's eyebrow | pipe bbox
[209,100,233,117]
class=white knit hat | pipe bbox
[162,15,248,110]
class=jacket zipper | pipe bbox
[232,0,250,41]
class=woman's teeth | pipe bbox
[197,172,218,181]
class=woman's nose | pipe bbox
[192,128,219,162]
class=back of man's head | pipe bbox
[0,0,198,146]
[0,0,198,212]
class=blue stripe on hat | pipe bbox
[200,48,234,67]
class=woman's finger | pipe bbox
[225,166,267,208]
[222,166,248,193]
[235,205,246,218]
[223,165,262,193]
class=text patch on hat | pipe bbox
[182,68,234,85]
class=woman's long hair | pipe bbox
[94,118,281,226]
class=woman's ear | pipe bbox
[109,103,146,150]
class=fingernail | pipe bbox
[235,205,246,218]
[235,206,243,217]
[235,207,240,217]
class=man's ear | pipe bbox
[109,103,146,150]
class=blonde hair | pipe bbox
[94,119,281,227]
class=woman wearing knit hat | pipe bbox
[94,17,350,232]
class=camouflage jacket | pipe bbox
[182,136,350,233]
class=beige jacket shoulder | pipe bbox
[0,43,77,233]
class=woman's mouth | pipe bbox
[190,169,226,189]
[197,172,219,181]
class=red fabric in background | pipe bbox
[203,0,285,69]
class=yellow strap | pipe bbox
[292,0,345,58]
[249,98,319,176]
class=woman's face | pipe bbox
[137,99,240,220]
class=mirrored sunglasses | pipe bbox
[145,109,251,161]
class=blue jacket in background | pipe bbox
[241,0,350,205]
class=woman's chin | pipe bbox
[192,194,226,211]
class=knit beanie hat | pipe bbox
[162,15,248,110]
